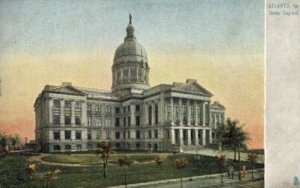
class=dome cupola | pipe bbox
[112,14,150,96]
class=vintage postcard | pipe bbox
[0,0,296,187]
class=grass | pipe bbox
[0,152,264,188]
[41,153,160,165]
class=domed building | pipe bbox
[34,15,225,152]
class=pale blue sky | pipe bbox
[0,0,264,56]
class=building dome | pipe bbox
[113,19,147,64]
[114,40,147,64]
[111,14,150,95]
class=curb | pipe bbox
[108,168,264,188]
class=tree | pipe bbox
[175,158,188,188]
[247,153,258,179]
[216,155,226,183]
[222,119,249,181]
[215,122,226,151]
[97,141,113,179]
[118,156,131,188]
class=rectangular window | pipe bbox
[136,131,140,139]
[76,144,82,150]
[65,101,71,108]
[136,116,140,126]
[148,130,152,139]
[115,132,120,139]
[136,105,140,112]
[88,132,91,140]
[87,104,92,111]
[87,117,91,127]
[65,145,71,150]
[75,101,81,109]
[65,130,71,140]
[96,131,101,139]
[155,129,158,139]
[123,117,126,127]
[183,105,187,124]
[53,100,60,108]
[128,131,130,139]
[106,131,111,139]
[175,106,180,122]
[128,117,131,127]
[65,116,71,125]
[167,105,171,121]
[191,106,195,124]
[53,115,60,125]
[75,116,81,125]
[53,131,60,140]
[148,106,152,125]
[96,117,101,127]
[123,132,126,139]
[115,107,120,114]
[123,107,126,113]
[95,105,101,113]
[76,131,81,140]
[115,118,120,127]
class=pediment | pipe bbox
[172,82,213,97]
[49,86,86,96]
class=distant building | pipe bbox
[34,15,225,152]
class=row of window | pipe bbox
[115,116,140,127]
[53,115,81,125]
[53,144,82,151]
[53,100,81,109]
[115,104,140,114]
[87,117,111,127]
[53,130,82,140]
[166,105,208,124]
[115,129,159,140]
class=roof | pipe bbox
[145,79,213,97]
[210,101,226,110]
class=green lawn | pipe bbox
[0,153,264,188]
[41,153,160,165]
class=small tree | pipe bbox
[118,156,131,188]
[175,158,188,188]
[97,141,113,179]
[247,153,258,179]
[155,156,163,168]
[216,155,226,183]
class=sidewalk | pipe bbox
[109,169,264,188]
[184,149,264,164]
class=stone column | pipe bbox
[152,102,155,125]
[171,129,175,145]
[49,98,53,125]
[60,100,64,126]
[130,104,135,126]
[81,101,87,127]
[187,100,191,125]
[187,129,191,145]
[179,129,183,146]
[71,100,75,125]
[202,129,206,146]
[170,98,174,124]
[202,102,206,126]
[194,101,198,126]
[60,130,65,141]
[207,102,210,126]
[214,113,217,129]
[143,103,148,126]
[179,98,183,125]
[195,129,199,145]
[209,129,213,144]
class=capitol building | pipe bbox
[34,15,225,152]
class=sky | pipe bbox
[0,0,264,148]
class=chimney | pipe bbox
[62,82,72,87]
[186,79,197,84]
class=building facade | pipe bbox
[34,15,225,152]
